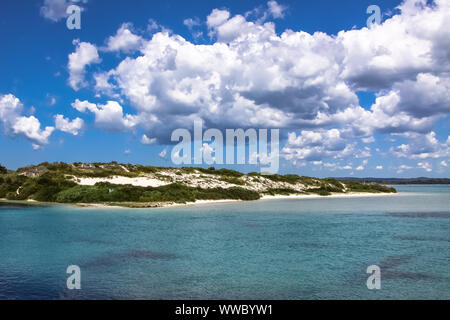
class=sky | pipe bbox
[0,0,449,177]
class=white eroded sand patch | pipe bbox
[76,176,170,187]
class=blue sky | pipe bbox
[0,0,449,177]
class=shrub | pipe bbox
[220,176,245,185]
[138,166,159,174]
[298,176,320,186]
[181,167,198,174]
[342,181,396,193]
[264,188,300,196]
[198,167,244,177]
[54,183,260,204]
[264,174,301,184]
[309,189,332,196]
[31,172,77,202]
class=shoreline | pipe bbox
[2,192,403,210]
[260,192,401,201]
[75,198,244,210]
[66,192,404,209]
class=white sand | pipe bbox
[74,172,311,193]
[73,192,402,210]
[185,199,241,206]
[76,176,170,187]
[69,174,403,209]
[74,199,242,210]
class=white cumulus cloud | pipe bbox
[267,1,287,19]
[54,114,84,136]
[72,99,138,132]
[68,40,101,90]
[58,0,450,167]
[141,134,157,145]
[105,23,143,53]
[40,0,88,22]
[0,94,54,148]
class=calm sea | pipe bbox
[0,185,449,300]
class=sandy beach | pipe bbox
[69,191,403,209]
[1,192,405,210]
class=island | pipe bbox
[0,162,397,208]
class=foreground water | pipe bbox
[0,185,449,300]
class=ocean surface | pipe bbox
[0,185,449,300]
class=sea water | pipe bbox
[0,185,448,299]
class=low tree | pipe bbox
[0,164,7,175]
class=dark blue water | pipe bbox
[0,185,449,300]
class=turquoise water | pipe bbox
[0,185,449,300]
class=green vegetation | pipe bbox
[17,162,162,178]
[343,181,397,193]
[298,176,321,186]
[309,189,332,196]
[198,167,244,177]
[55,183,260,204]
[0,174,30,199]
[180,167,198,174]
[179,166,245,178]
[220,176,246,185]
[259,173,301,184]
[264,188,304,196]
[0,166,259,204]
[258,173,321,186]
[0,172,77,202]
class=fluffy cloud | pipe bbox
[54,114,84,135]
[103,25,357,139]
[13,117,54,149]
[141,134,157,145]
[206,9,230,29]
[184,17,203,39]
[63,0,450,168]
[184,18,201,29]
[391,73,450,118]
[397,164,413,174]
[105,23,143,53]
[418,161,432,172]
[0,94,54,148]
[391,132,450,159]
[40,0,88,22]
[267,1,287,19]
[72,99,138,131]
[93,71,118,97]
[282,129,357,162]
[68,40,101,90]
[338,0,450,90]
[159,147,168,159]
[322,163,353,171]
